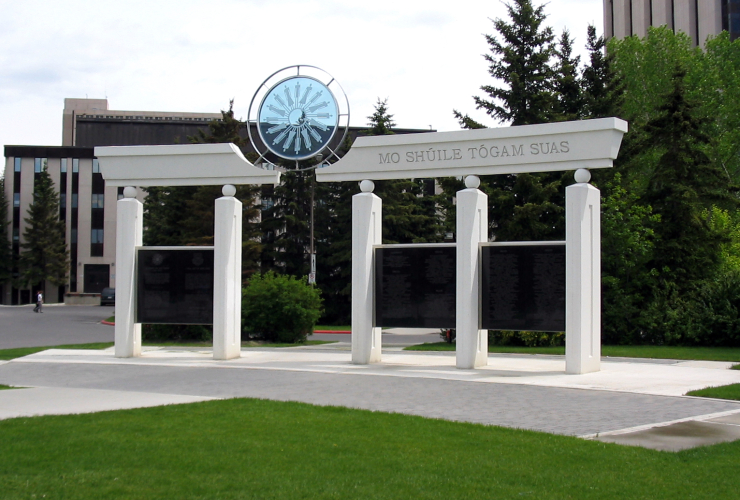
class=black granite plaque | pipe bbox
[136,248,214,324]
[481,244,565,332]
[375,246,456,328]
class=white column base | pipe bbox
[565,182,601,374]
[351,191,382,364]
[213,195,242,360]
[456,184,488,369]
[115,196,143,358]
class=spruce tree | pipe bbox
[18,165,68,291]
[471,0,556,125]
[553,28,582,121]
[365,99,442,244]
[0,178,12,284]
[641,66,737,285]
[451,0,565,241]
[581,24,623,119]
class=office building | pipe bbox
[604,0,739,46]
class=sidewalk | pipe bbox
[2,344,740,451]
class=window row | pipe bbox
[13,157,84,173]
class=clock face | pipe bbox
[257,76,339,160]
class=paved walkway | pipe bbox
[1,344,740,451]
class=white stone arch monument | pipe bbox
[95,143,280,360]
[316,117,628,374]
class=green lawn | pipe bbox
[406,342,740,361]
[0,384,19,390]
[1,398,738,499]
[314,325,351,331]
[687,383,740,401]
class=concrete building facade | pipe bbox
[604,0,740,46]
[3,98,430,306]
[2,99,221,305]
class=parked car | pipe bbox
[100,288,115,306]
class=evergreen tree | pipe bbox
[18,165,68,291]
[468,0,556,126]
[581,24,623,119]
[364,99,442,244]
[553,28,582,121]
[450,0,565,242]
[0,178,12,284]
[641,66,737,285]
[259,167,313,277]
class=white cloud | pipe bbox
[0,0,603,151]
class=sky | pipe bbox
[0,0,603,152]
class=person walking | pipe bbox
[33,290,43,313]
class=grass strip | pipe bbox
[0,343,114,361]
[405,342,740,361]
[687,383,740,401]
[1,398,739,499]
[314,325,351,331]
[0,384,21,390]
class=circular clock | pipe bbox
[249,66,349,168]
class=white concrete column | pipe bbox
[456,176,488,369]
[565,169,601,374]
[213,185,242,360]
[352,180,382,364]
[115,187,142,358]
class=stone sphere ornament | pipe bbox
[359,179,375,193]
[574,169,591,183]
[222,185,237,197]
[123,186,137,198]
[465,175,481,189]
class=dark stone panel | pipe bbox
[375,246,456,329]
[137,248,214,325]
[481,244,565,332]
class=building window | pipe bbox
[71,229,78,244]
[92,159,100,173]
[13,193,20,207]
[72,193,78,208]
[72,159,79,173]
[61,158,67,173]
[60,193,67,209]
[14,158,21,172]
[13,228,19,241]
[91,229,104,244]
[34,158,45,173]
[91,194,104,208]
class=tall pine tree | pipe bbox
[0,178,12,285]
[451,0,564,241]
[18,164,68,292]
[641,66,737,286]
[553,28,582,121]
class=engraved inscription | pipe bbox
[137,249,214,325]
[481,244,565,332]
[375,246,456,328]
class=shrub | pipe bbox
[241,272,323,343]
